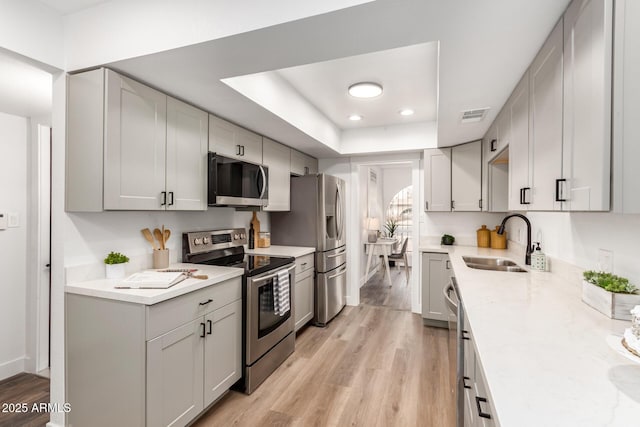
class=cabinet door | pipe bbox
[529,19,564,211]
[562,0,612,211]
[203,300,242,407]
[424,148,452,211]
[147,319,204,427]
[263,137,291,211]
[421,253,452,321]
[508,72,531,210]
[452,141,482,211]
[166,97,208,211]
[290,149,318,176]
[294,268,314,331]
[104,70,167,210]
[209,115,262,164]
[481,126,496,212]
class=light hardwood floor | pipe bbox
[194,273,455,427]
[360,265,412,311]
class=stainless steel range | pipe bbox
[182,228,295,394]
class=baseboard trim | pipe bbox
[0,356,26,381]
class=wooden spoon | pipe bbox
[141,228,157,250]
[153,228,164,250]
[164,229,171,245]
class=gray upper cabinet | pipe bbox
[104,70,167,210]
[165,97,208,211]
[508,71,530,211]
[613,0,640,213]
[451,140,482,212]
[424,148,452,212]
[66,68,207,212]
[208,115,262,165]
[562,0,613,211]
[262,137,291,211]
[290,149,318,176]
[529,18,564,211]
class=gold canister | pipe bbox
[477,225,491,248]
[490,226,507,249]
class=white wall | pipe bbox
[0,112,28,379]
[382,166,412,217]
[64,210,270,282]
[63,0,373,70]
[504,212,640,285]
[341,121,438,154]
[0,0,64,70]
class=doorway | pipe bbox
[349,156,421,313]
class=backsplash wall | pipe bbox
[63,209,269,282]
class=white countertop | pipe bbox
[65,263,244,305]
[438,246,640,427]
[246,245,315,258]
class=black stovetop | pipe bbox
[188,249,294,277]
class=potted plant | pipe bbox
[582,270,640,320]
[384,218,398,238]
[441,234,455,245]
[104,251,130,279]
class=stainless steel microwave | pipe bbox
[208,153,268,207]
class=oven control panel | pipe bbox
[183,228,247,255]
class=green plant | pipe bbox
[583,270,637,294]
[104,251,130,265]
[384,218,398,238]
[441,234,455,245]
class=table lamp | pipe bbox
[367,218,380,243]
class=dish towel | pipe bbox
[274,269,290,316]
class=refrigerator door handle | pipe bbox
[336,183,344,241]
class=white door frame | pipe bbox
[347,153,422,313]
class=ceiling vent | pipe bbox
[460,108,490,123]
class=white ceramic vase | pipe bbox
[105,263,126,279]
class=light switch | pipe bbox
[0,213,7,230]
[8,212,19,228]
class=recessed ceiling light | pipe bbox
[348,82,383,98]
[349,114,363,121]
[399,109,415,116]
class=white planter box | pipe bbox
[105,263,126,280]
[582,280,640,320]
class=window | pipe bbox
[385,185,412,239]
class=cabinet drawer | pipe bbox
[146,277,241,340]
[296,253,314,274]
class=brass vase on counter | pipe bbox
[477,225,491,248]
[490,225,507,249]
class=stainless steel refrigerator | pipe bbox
[270,173,347,326]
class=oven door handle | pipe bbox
[443,280,458,312]
[251,264,295,284]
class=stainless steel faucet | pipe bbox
[497,213,533,265]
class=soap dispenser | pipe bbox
[530,242,547,271]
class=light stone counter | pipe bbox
[435,245,639,426]
[246,245,315,258]
[65,263,244,305]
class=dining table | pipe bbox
[364,237,399,287]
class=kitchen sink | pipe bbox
[462,256,527,273]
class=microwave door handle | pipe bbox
[258,165,267,200]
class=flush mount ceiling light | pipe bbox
[399,108,415,116]
[348,82,383,98]
[349,114,363,121]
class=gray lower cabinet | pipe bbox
[461,304,498,427]
[66,277,242,427]
[421,252,453,325]
[294,253,315,331]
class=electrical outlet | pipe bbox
[8,212,19,228]
[597,249,613,273]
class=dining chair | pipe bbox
[388,237,410,284]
